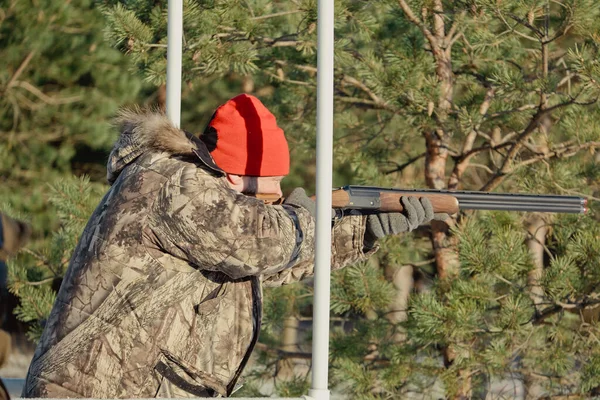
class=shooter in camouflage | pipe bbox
[22,94,441,398]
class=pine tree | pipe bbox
[18,0,599,397]
[0,0,146,341]
[0,0,145,236]
[6,177,107,342]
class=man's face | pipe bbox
[243,176,284,197]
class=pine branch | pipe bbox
[13,81,83,105]
[543,5,573,44]
[266,71,313,87]
[255,343,311,360]
[212,31,300,48]
[5,51,35,90]
[531,298,600,325]
[259,38,301,48]
[508,12,544,37]
[481,96,599,191]
[448,87,495,189]
[273,60,392,110]
[21,248,60,277]
[486,104,538,120]
[340,75,389,109]
[444,11,466,47]
[397,0,438,50]
[385,153,427,175]
[453,69,493,88]
[335,96,387,109]
[22,278,55,286]
[509,141,600,171]
[495,8,540,42]
[251,10,302,21]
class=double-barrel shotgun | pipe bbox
[258,185,588,214]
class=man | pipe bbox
[1,212,31,400]
[0,327,10,400]
[1,212,31,320]
[22,94,444,398]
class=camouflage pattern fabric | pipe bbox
[21,109,377,398]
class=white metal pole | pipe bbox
[166,0,183,127]
[309,0,334,398]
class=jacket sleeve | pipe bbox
[149,164,377,282]
[261,213,378,287]
[148,164,317,280]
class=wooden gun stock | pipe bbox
[255,193,284,204]
[255,189,460,213]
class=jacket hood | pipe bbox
[107,108,223,184]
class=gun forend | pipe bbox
[332,186,460,214]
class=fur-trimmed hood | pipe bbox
[107,108,223,184]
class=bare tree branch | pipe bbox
[508,13,544,37]
[5,51,35,90]
[251,10,302,21]
[444,11,466,46]
[448,87,495,189]
[481,96,598,191]
[13,81,83,105]
[496,9,540,42]
[486,104,538,119]
[509,141,600,171]
[385,152,427,175]
[340,75,389,109]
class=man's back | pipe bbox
[21,113,261,398]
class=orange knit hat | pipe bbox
[201,94,290,176]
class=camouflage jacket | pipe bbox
[22,110,377,398]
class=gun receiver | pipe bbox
[256,186,588,214]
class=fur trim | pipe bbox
[107,106,224,185]
[113,107,197,156]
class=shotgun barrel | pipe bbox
[333,185,587,214]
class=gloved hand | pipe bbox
[283,188,336,220]
[364,197,448,246]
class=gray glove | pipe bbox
[364,197,448,245]
[283,188,336,220]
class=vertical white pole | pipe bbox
[166,0,183,127]
[309,0,334,399]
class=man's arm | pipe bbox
[148,165,317,280]
[261,189,443,287]
[261,212,377,287]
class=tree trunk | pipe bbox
[384,263,414,343]
[397,1,468,396]
[526,216,548,311]
[276,316,300,379]
[523,216,548,399]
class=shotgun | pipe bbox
[258,185,588,214]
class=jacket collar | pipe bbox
[107,108,224,184]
